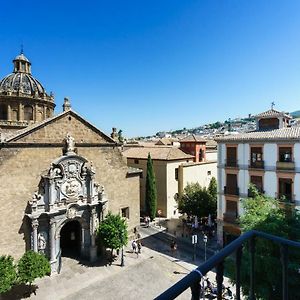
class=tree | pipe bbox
[118,129,124,143]
[225,191,300,299]
[178,183,217,219]
[0,255,17,294]
[18,251,50,290]
[97,212,128,258]
[208,177,217,202]
[145,153,157,220]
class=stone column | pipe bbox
[32,219,39,252]
[49,179,55,210]
[19,103,23,121]
[49,219,56,262]
[89,208,97,262]
[7,104,11,121]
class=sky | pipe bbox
[1,1,300,137]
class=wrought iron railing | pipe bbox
[224,186,239,196]
[155,230,300,300]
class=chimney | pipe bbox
[111,127,118,140]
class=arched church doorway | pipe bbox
[60,220,81,258]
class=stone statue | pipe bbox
[65,134,75,153]
[38,232,47,251]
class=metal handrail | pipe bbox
[155,230,300,300]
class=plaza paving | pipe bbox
[4,224,233,300]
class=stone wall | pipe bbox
[0,113,140,258]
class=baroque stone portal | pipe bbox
[26,138,108,274]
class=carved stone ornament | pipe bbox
[67,206,77,219]
[62,178,82,199]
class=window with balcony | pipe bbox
[278,178,293,202]
[279,147,292,162]
[223,200,238,223]
[226,147,237,167]
[250,175,263,194]
[225,174,238,195]
[250,147,264,168]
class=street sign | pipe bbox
[192,234,197,244]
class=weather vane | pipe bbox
[20,42,24,54]
[271,101,275,110]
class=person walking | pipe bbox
[132,240,137,255]
[137,240,142,254]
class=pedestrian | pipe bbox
[132,240,137,254]
[170,239,177,256]
[137,240,142,254]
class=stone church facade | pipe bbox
[0,53,140,273]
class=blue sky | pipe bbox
[1,1,300,137]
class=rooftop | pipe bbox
[254,108,292,119]
[215,126,300,142]
[123,146,194,161]
[180,134,207,143]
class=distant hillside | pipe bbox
[290,110,300,118]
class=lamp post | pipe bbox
[203,234,208,261]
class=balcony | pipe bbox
[225,159,237,168]
[276,161,295,171]
[249,160,264,169]
[248,188,264,197]
[224,186,239,196]
[156,230,300,300]
[276,193,295,203]
[223,211,238,224]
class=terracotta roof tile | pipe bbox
[122,146,194,161]
[255,109,291,119]
[180,134,207,143]
[215,126,300,142]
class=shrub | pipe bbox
[0,255,17,294]
[18,251,50,286]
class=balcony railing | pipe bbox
[223,211,238,224]
[224,186,239,196]
[249,160,264,169]
[276,161,295,171]
[225,159,237,168]
[276,192,295,203]
[155,230,300,300]
[248,188,264,197]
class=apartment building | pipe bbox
[215,108,300,245]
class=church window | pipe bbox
[0,104,7,120]
[24,105,33,121]
[121,207,129,219]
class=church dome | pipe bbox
[0,53,47,97]
[0,52,55,131]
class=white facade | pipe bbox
[217,140,300,245]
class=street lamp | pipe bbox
[203,234,208,261]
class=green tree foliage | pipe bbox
[18,251,50,286]
[225,191,300,299]
[97,212,128,254]
[178,182,217,219]
[0,255,17,294]
[118,129,124,143]
[145,153,157,220]
[208,177,217,202]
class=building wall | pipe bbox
[206,151,217,161]
[0,116,140,259]
[127,158,168,217]
[180,161,217,191]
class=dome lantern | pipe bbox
[13,53,31,74]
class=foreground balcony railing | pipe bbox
[249,160,264,169]
[155,230,300,300]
